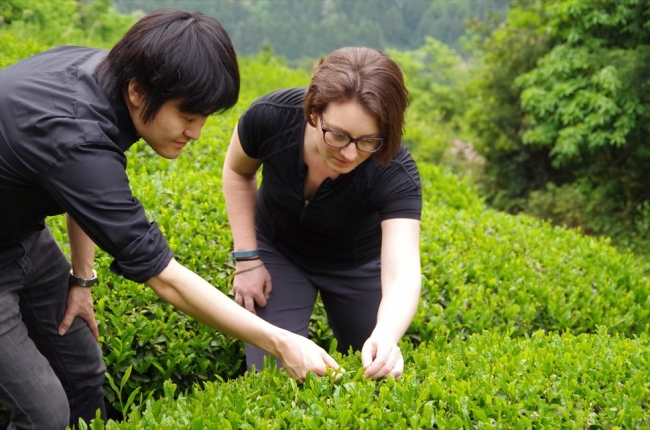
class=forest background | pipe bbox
[2,0,648,259]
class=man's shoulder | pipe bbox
[6,45,104,70]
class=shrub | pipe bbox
[52,121,650,423]
[2,36,649,428]
[91,329,649,429]
[414,170,650,344]
[0,32,48,67]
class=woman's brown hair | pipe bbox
[304,46,409,164]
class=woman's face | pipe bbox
[313,101,380,174]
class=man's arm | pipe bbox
[146,258,341,381]
[59,214,99,340]
[67,213,96,279]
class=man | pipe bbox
[0,9,339,429]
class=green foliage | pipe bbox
[2,17,650,429]
[45,132,650,426]
[411,163,650,345]
[389,38,472,167]
[95,330,649,429]
[0,0,136,48]
[517,34,649,168]
[464,0,650,259]
[0,32,47,67]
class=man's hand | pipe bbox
[58,285,99,341]
[277,332,344,382]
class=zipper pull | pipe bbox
[300,199,310,222]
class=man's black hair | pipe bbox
[96,9,240,122]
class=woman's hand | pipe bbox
[232,260,272,314]
[361,336,403,379]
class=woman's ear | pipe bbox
[309,109,319,125]
[126,80,145,108]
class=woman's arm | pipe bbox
[58,214,99,339]
[146,258,340,381]
[222,125,273,312]
[362,217,421,378]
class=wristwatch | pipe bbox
[69,269,98,287]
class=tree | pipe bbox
[0,0,135,47]
[466,0,650,254]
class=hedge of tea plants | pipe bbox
[1,35,649,429]
[86,329,649,429]
[64,112,647,428]
[83,117,649,428]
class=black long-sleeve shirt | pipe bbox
[0,46,172,282]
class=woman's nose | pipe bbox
[340,141,358,160]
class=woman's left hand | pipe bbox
[361,337,404,379]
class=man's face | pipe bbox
[125,82,208,159]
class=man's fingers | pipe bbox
[58,315,73,336]
[83,316,100,341]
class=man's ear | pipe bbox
[126,80,145,108]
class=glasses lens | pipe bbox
[357,138,383,153]
[324,130,350,148]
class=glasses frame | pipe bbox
[319,113,384,154]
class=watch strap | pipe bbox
[69,269,98,287]
[230,250,260,261]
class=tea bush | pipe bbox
[414,166,650,344]
[71,116,648,424]
[90,329,649,429]
[0,32,48,67]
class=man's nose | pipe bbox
[185,117,208,140]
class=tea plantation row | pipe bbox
[1,34,648,429]
[80,116,648,428]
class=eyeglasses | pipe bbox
[319,113,384,153]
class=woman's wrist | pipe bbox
[234,262,264,276]
[231,249,260,261]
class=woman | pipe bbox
[223,47,422,379]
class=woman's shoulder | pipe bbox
[238,88,306,156]
[358,143,421,189]
[242,87,305,127]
